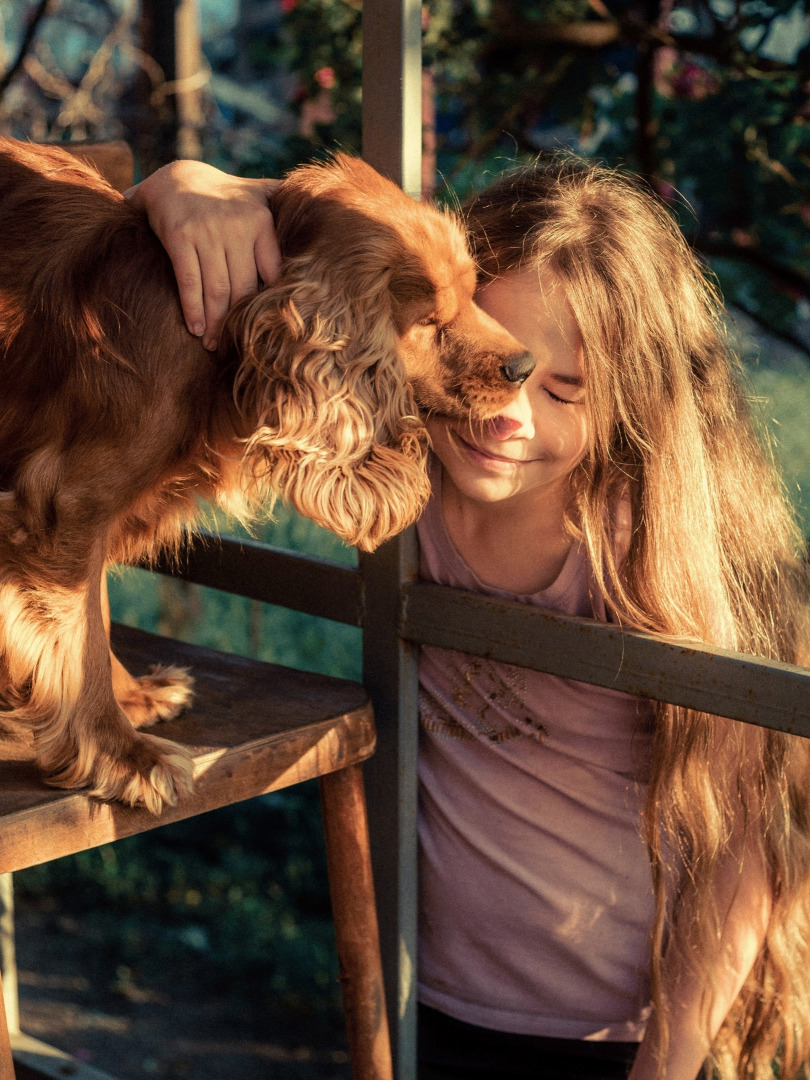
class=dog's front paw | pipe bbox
[117,665,195,730]
[95,732,196,814]
[45,731,196,815]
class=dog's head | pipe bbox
[222,154,534,551]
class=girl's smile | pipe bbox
[450,429,542,471]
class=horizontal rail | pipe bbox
[152,533,363,626]
[401,581,810,735]
[150,537,810,733]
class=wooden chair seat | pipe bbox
[0,624,391,1080]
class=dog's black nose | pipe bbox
[500,351,535,385]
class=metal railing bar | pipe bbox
[151,533,363,627]
[150,541,810,731]
[402,580,810,733]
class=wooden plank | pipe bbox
[151,533,362,626]
[0,625,374,875]
[402,581,810,733]
[154,543,810,731]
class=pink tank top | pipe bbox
[416,458,655,1041]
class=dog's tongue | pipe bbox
[485,415,522,441]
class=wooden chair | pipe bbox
[0,141,393,1080]
[0,626,391,1080]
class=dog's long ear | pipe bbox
[221,263,430,552]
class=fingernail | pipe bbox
[204,338,217,352]
[191,322,204,337]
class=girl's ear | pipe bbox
[221,275,431,550]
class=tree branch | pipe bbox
[695,237,810,299]
[0,0,53,102]
[727,301,810,363]
[491,17,796,78]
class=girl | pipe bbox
[130,156,810,1080]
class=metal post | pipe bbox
[138,0,203,169]
[360,533,420,1080]
[360,8,423,1076]
[361,0,423,200]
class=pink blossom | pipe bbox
[670,60,719,101]
[731,227,756,249]
[315,66,336,90]
[280,0,298,13]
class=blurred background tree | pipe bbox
[5,1,810,331]
[2,1,810,1074]
[6,0,809,495]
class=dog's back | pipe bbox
[0,139,221,547]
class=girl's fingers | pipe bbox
[255,216,282,286]
[164,238,205,339]
[255,179,282,285]
[126,163,282,346]
[224,248,260,326]
[195,243,234,351]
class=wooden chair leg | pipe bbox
[0,968,15,1080]
[320,765,393,1080]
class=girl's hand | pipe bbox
[126,161,281,350]
[628,838,770,1080]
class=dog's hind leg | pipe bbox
[101,570,195,730]
[0,541,195,814]
[112,654,195,731]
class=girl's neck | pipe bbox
[440,470,575,595]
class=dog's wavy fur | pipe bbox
[0,138,532,813]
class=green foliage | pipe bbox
[249,0,363,170]
[109,504,361,681]
[256,0,810,346]
[743,350,810,531]
[15,786,343,1019]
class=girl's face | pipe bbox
[425,269,589,514]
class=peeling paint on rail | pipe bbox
[401,581,810,735]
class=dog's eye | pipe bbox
[417,316,438,327]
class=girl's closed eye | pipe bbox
[545,380,585,406]
[546,387,576,405]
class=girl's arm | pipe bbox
[629,844,770,1080]
[125,161,281,350]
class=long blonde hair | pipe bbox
[463,158,810,1079]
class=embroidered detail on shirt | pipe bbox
[420,649,548,744]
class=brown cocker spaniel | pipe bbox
[0,138,534,813]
